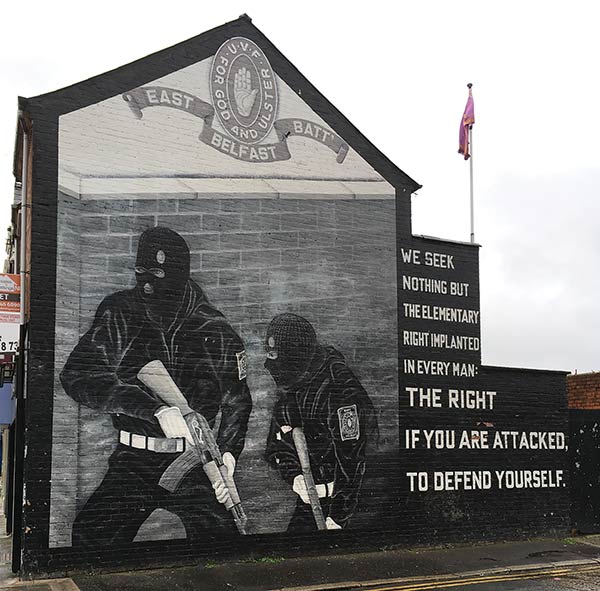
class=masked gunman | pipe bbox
[264,313,376,531]
[60,226,251,546]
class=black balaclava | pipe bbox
[135,227,190,313]
[264,313,319,387]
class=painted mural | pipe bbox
[46,27,569,559]
[52,35,397,547]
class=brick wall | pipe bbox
[24,17,570,573]
[50,192,400,545]
[568,373,600,532]
[567,372,600,409]
[32,190,572,574]
[404,362,571,540]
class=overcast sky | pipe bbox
[1,0,598,373]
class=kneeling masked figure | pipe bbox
[264,313,377,531]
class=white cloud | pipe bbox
[1,0,598,371]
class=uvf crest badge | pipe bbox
[338,405,360,441]
[210,37,278,145]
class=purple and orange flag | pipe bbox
[458,85,475,160]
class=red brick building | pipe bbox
[568,372,600,409]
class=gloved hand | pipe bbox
[223,451,236,474]
[325,516,342,530]
[292,475,329,504]
[154,406,193,445]
[213,452,236,505]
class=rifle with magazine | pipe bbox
[138,360,248,535]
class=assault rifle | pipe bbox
[137,360,248,535]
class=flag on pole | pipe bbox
[458,85,475,160]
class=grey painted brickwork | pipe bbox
[51,193,399,545]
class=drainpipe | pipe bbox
[18,114,28,326]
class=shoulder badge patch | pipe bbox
[236,350,248,381]
[337,404,360,441]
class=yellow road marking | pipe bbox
[366,563,600,591]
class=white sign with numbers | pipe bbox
[0,274,20,353]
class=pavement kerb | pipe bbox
[268,557,600,591]
[0,579,79,590]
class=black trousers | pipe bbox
[72,445,237,548]
[287,497,332,532]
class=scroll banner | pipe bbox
[123,87,349,164]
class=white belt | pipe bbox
[316,482,335,498]
[119,430,185,453]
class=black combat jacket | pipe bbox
[265,346,374,526]
[60,280,251,459]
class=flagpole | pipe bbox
[467,83,475,244]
